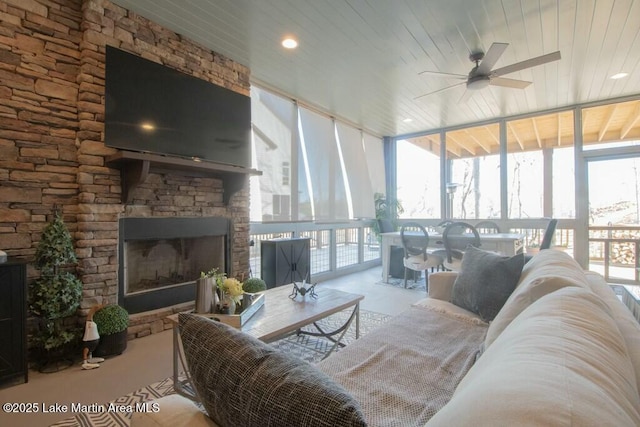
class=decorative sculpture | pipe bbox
[289,280,318,299]
[82,307,105,370]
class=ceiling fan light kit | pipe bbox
[417,42,561,101]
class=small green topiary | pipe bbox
[93,304,129,336]
[243,277,267,294]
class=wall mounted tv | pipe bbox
[105,46,251,169]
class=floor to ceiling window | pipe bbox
[583,99,640,283]
[446,123,501,219]
[396,134,441,218]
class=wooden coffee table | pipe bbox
[168,285,364,400]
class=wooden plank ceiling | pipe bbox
[111,0,640,139]
[407,99,640,158]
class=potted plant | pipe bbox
[218,277,244,314]
[372,192,404,241]
[242,277,267,309]
[29,209,83,371]
[92,304,129,357]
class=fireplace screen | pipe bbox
[124,236,224,295]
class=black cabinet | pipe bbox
[0,258,28,386]
[260,238,310,289]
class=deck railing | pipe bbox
[588,226,640,284]
[249,220,380,283]
[250,221,640,286]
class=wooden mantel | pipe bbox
[105,151,262,204]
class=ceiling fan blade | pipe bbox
[490,77,531,89]
[419,70,467,79]
[492,51,561,77]
[414,82,465,100]
[458,89,475,104]
[476,42,508,74]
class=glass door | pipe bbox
[587,156,640,283]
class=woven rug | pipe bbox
[49,308,390,427]
[375,275,428,292]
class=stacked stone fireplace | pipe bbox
[0,0,252,341]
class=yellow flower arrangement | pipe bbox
[201,268,245,306]
[220,277,243,303]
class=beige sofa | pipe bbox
[133,249,640,426]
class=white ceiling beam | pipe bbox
[507,122,524,150]
[464,130,491,154]
[447,133,477,155]
[445,143,462,158]
[531,118,542,148]
[621,102,640,139]
[484,126,500,145]
[598,104,617,142]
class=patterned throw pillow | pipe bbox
[451,246,525,322]
[178,313,367,427]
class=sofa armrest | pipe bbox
[130,394,217,427]
[428,272,458,301]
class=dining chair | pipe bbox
[475,220,501,234]
[539,219,558,250]
[441,221,481,271]
[400,222,444,289]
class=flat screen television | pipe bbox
[104,46,251,168]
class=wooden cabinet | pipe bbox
[0,258,28,386]
[260,238,310,289]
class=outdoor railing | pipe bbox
[249,220,380,283]
[588,226,640,284]
[250,220,639,286]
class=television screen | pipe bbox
[105,46,251,168]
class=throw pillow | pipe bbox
[178,313,367,427]
[483,250,589,350]
[451,246,525,322]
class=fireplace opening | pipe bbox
[118,217,230,314]
[124,236,225,295]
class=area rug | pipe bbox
[49,308,390,427]
[375,275,428,292]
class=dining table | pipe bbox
[380,230,524,283]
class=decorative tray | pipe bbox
[204,293,265,328]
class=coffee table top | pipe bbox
[169,285,364,343]
[245,285,364,342]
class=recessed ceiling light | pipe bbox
[282,37,298,49]
[610,72,628,80]
[140,122,155,131]
[402,118,413,123]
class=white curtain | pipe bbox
[336,122,376,218]
[298,108,349,221]
[250,87,296,221]
[363,132,386,195]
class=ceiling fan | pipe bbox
[415,42,561,103]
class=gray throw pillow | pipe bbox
[451,246,525,322]
[178,313,367,427]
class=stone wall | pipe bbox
[0,0,251,340]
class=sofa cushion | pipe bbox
[484,249,589,350]
[130,394,216,427]
[451,246,525,322]
[426,286,640,427]
[413,297,486,325]
[178,313,366,427]
[584,271,640,392]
